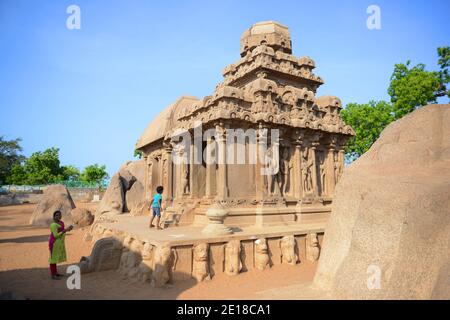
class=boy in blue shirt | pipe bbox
[149,186,164,230]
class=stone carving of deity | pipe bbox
[266,145,281,196]
[280,147,292,196]
[182,163,189,195]
[319,151,326,196]
[302,148,314,194]
[334,151,343,184]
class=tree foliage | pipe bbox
[0,136,25,185]
[341,101,394,161]
[344,47,449,160]
[80,164,109,186]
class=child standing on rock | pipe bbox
[149,186,163,230]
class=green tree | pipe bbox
[341,101,394,161]
[0,136,25,185]
[80,164,109,186]
[61,165,81,181]
[388,46,449,119]
[343,46,449,160]
[22,148,63,185]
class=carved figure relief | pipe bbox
[280,235,298,265]
[255,238,270,270]
[224,240,242,276]
[192,243,211,282]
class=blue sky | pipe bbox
[1,0,449,177]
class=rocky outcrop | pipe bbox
[313,104,450,299]
[71,207,94,227]
[79,237,123,273]
[97,160,146,215]
[29,185,75,226]
[97,173,125,215]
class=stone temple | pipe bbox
[84,21,355,286]
[135,20,354,227]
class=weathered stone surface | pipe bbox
[97,173,125,215]
[314,104,450,300]
[125,180,145,214]
[29,184,75,226]
[280,235,298,265]
[193,243,211,282]
[79,237,123,273]
[224,240,242,276]
[151,243,174,287]
[255,238,270,270]
[71,207,94,227]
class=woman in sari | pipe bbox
[48,210,73,279]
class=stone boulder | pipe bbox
[71,207,95,227]
[313,104,450,299]
[98,160,147,215]
[97,173,125,215]
[126,180,147,215]
[29,185,75,226]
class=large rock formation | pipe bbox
[313,104,450,299]
[97,160,146,215]
[71,207,94,227]
[29,184,76,226]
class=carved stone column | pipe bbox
[335,140,346,184]
[291,130,305,200]
[163,142,173,203]
[205,136,215,198]
[215,122,229,200]
[174,145,185,199]
[326,136,337,197]
[189,137,198,199]
[143,155,149,199]
[255,124,268,201]
[310,133,322,199]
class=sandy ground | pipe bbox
[0,203,321,300]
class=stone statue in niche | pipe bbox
[224,240,242,276]
[255,238,270,270]
[280,147,293,196]
[151,243,173,287]
[138,242,154,283]
[306,233,320,262]
[302,148,313,194]
[280,235,298,265]
[318,150,327,196]
[182,163,189,194]
[334,151,343,184]
[192,243,211,282]
[266,145,281,196]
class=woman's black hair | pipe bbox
[156,186,164,194]
[53,210,62,218]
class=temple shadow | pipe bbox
[0,234,50,244]
[0,265,198,300]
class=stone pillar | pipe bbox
[215,122,229,200]
[310,133,322,198]
[255,124,268,201]
[335,142,345,184]
[174,146,185,199]
[292,130,305,200]
[143,155,149,199]
[205,136,215,198]
[325,137,337,197]
[163,143,173,203]
[189,137,198,199]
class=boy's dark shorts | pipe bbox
[152,207,161,217]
